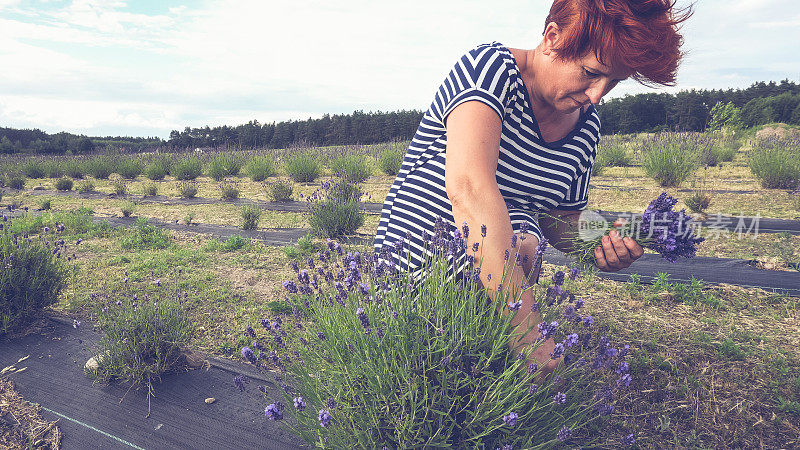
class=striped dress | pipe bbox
[373,41,599,281]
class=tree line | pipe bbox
[1,79,799,155]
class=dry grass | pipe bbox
[0,377,61,449]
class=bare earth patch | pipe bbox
[0,377,61,449]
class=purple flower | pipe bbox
[234,375,248,391]
[528,383,538,395]
[318,409,332,427]
[241,347,256,364]
[552,271,565,286]
[553,392,566,404]
[356,307,370,328]
[326,397,336,409]
[582,315,593,327]
[639,192,705,263]
[246,327,256,338]
[508,300,522,311]
[535,237,549,256]
[550,343,565,359]
[472,242,479,252]
[564,333,579,348]
[265,402,284,421]
[481,224,487,237]
[72,319,81,329]
[376,327,384,338]
[569,266,580,280]
[440,356,450,367]
[502,412,518,427]
[282,280,298,293]
[510,234,517,248]
[317,332,326,341]
[557,426,572,442]
[574,299,584,310]
[293,396,306,411]
[527,362,538,375]
[618,373,632,387]
[622,434,636,446]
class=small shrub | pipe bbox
[184,213,195,226]
[85,157,113,179]
[120,201,136,218]
[219,180,240,200]
[112,178,128,196]
[177,181,198,199]
[596,135,632,167]
[115,158,143,180]
[244,156,277,181]
[331,154,371,183]
[285,154,320,183]
[142,182,159,197]
[1,224,68,335]
[308,178,364,238]
[749,137,800,189]
[144,161,167,181]
[7,174,25,190]
[206,153,243,181]
[21,160,46,179]
[222,235,251,251]
[38,198,51,211]
[282,233,319,259]
[172,156,203,181]
[641,132,703,187]
[42,160,63,178]
[378,148,405,175]
[77,180,95,193]
[267,180,294,201]
[240,204,261,230]
[63,160,86,179]
[120,218,170,250]
[94,295,192,409]
[684,191,711,214]
[55,177,74,191]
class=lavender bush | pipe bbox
[307,177,364,238]
[641,132,705,187]
[248,221,635,447]
[1,212,69,335]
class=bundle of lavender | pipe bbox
[569,192,705,266]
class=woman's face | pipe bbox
[541,51,629,113]
[535,22,630,114]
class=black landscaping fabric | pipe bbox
[0,316,306,450]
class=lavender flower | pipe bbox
[317,332,326,341]
[440,356,450,368]
[528,383,539,395]
[527,362,538,375]
[356,307,370,328]
[265,402,284,420]
[557,426,572,442]
[241,347,256,364]
[569,266,581,280]
[550,343,565,359]
[293,396,306,411]
[564,333,579,348]
[552,271,565,286]
[318,409,332,427]
[234,375,248,391]
[582,315,593,327]
[502,412,518,427]
[622,434,636,446]
[553,392,566,404]
[618,373,632,387]
[481,224,487,237]
[507,300,522,311]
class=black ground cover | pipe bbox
[0,316,306,450]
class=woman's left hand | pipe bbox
[594,229,644,272]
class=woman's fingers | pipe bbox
[595,230,644,271]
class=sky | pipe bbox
[0,0,798,139]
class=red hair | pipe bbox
[544,0,692,86]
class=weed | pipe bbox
[684,191,712,214]
[55,176,73,191]
[206,235,252,252]
[183,212,195,226]
[240,204,261,230]
[285,153,320,183]
[38,198,52,210]
[120,218,170,250]
[282,233,319,259]
[718,338,747,360]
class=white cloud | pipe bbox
[0,0,797,137]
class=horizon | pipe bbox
[1,0,798,139]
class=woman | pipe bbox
[374,0,690,370]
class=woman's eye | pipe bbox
[583,69,599,78]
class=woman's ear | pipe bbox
[541,21,562,56]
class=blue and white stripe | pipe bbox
[374,42,599,279]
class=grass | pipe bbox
[2,133,799,447]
